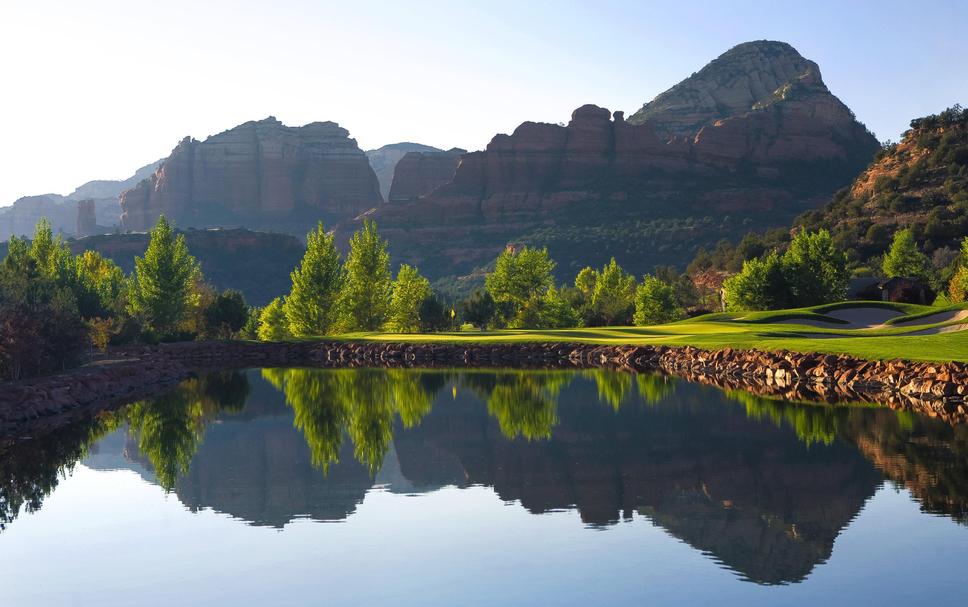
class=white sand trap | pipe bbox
[892,309,968,326]
[824,307,905,328]
[905,322,968,336]
[774,306,904,329]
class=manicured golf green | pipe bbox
[330,301,968,363]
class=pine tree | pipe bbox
[385,264,431,333]
[340,220,392,331]
[284,222,344,336]
[129,215,200,336]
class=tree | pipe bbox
[538,286,581,328]
[284,222,344,337]
[385,264,431,333]
[590,258,637,325]
[340,220,392,331]
[723,251,790,311]
[485,246,555,315]
[782,229,849,305]
[634,275,685,325]
[129,216,200,336]
[75,250,127,319]
[949,237,968,302]
[461,289,496,330]
[574,267,598,298]
[882,228,931,280]
[203,290,249,339]
[258,297,291,341]
[419,295,451,332]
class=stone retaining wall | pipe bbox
[1,341,966,436]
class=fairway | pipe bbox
[336,301,968,363]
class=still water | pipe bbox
[1,368,967,606]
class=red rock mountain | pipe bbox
[352,40,879,280]
[120,117,381,233]
[366,142,444,200]
[387,148,465,203]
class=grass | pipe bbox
[321,301,968,363]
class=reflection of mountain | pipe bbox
[394,380,882,584]
[6,368,968,586]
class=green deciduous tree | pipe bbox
[882,228,932,280]
[284,222,344,336]
[634,275,685,325]
[340,220,392,331]
[485,246,555,314]
[418,295,451,332]
[385,264,431,333]
[782,229,849,305]
[723,251,790,311]
[202,290,249,339]
[949,237,968,302]
[129,216,200,336]
[538,286,581,329]
[590,258,637,325]
[460,289,496,330]
[258,297,291,341]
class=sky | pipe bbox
[1,0,966,205]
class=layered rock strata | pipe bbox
[120,118,382,233]
[387,148,465,202]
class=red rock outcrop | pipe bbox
[387,148,465,203]
[352,41,878,279]
[120,118,382,233]
[75,199,97,238]
[366,142,444,200]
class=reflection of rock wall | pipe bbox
[393,379,883,584]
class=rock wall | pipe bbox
[352,41,879,279]
[366,142,443,200]
[2,341,965,436]
[120,118,382,234]
[387,148,465,203]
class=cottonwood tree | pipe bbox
[340,220,392,331]
[882,228,931,280]
[284,222,344,337]
[385,264,431,333]
[485,246,555,324]
[634,275,684,325]
[782,229,849,305]
[129,216,200,336]
[258,297,291,341]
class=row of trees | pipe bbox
[721,227,968,310]
[0,217,251,380]
[256,221,448,340]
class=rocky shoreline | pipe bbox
[1,340,966,436]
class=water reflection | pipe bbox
[2,367,968,585]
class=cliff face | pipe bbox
[365,142,443,200]
[352,41,879,280]
[387,148,465,203]
[120,118,382,233]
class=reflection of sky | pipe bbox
[1,467,966,607]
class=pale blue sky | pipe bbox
[1,0,965,204]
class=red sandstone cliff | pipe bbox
[387,148,465,203]
[120,118,382,233]
[352,41,879,279]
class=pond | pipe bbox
[1,368,967,606]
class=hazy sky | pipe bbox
[1,0,966,205]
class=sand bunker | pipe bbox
[774,306,904,329]
[891,309,968,326]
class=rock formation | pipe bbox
[119,118,382,233]
[0,160,161,241]
[75,199,97,238]
[387,148,465,203]
[366,142,444,200]
[350,40,878,280]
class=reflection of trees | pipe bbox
[262,368,441,475]
[582,369,633,410]
[0,416,115,531]
[461,371,571,440]
[124,372,250,491]
[726,390,850,447]
[636,374,676,405]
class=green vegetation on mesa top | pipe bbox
[333,301,968,363]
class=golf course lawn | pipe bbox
[332,301,968,363]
